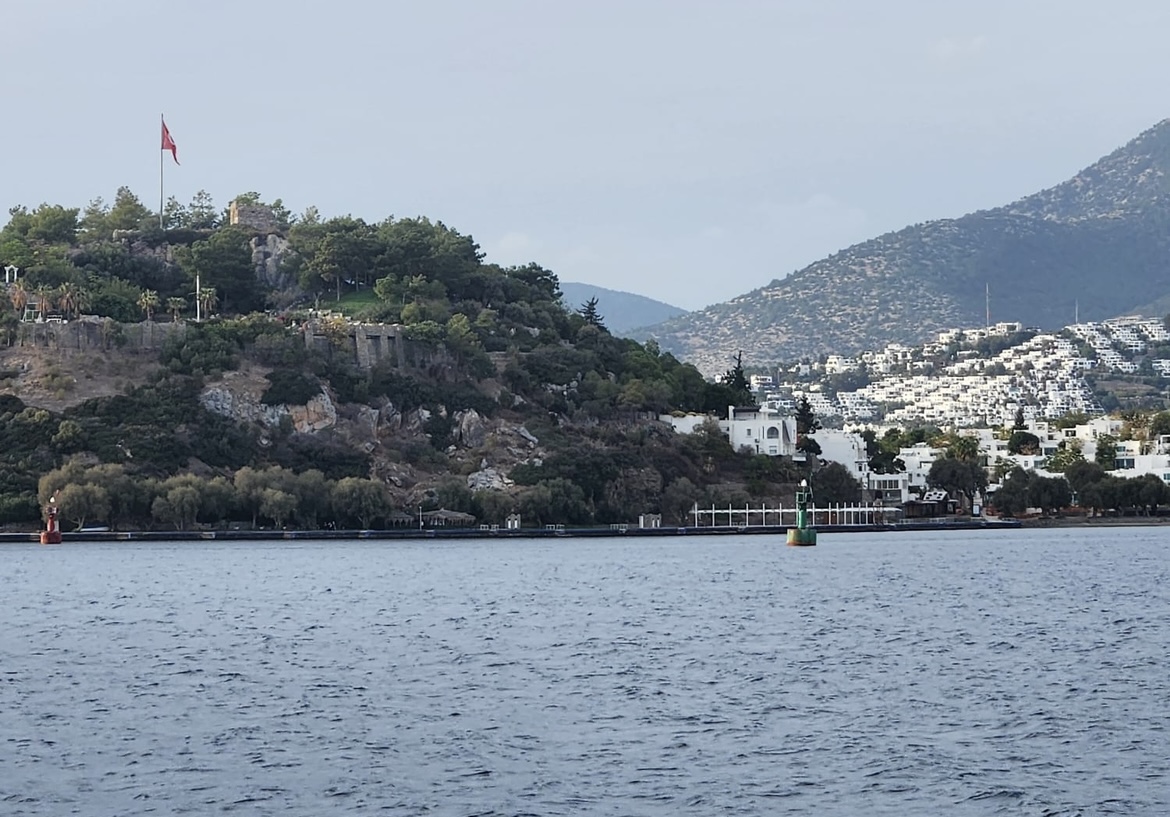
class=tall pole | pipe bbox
[159,114,165,230]
[195,272,201,321]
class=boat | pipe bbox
[787,479,817,546]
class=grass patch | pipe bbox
[334,289,382,316]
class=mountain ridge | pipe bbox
[638,119,1170,374]
[558,281,687,334]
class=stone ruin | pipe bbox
[229,201,280,233]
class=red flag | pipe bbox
[161,119,179,165]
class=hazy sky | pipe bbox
[4,1,1170,310]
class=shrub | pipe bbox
[261,370,321,406]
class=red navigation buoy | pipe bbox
[40,495,62,545]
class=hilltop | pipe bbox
[637,120,1170,374]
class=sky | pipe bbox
[4,0,1170,311]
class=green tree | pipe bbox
[794,396,822,458]
[259,487,297,528]
[1027,475,1072,516]
[137,289,160,321]
[1044,439,1085,474]
[992,467,1033,517]
[721,351,752,403]
[25,204,80,245]
[578,296,605,328]
[162,196,187,230]
[1007,430,1041,455]
[78,197,111,240]
[166,297,186,322]
[186,190,219,229]
[330,477,390,529]
[106,187,153,232]
[55,482,110,530]
[1012,406,1027,431]
[944,433,981,463]
[306,219,375,301]
[174,227,260,314]
[927,457,987,511]
[197,287,219,319]
[862,429,905,473]
[1149,411,1170,441]
[55,281,86,319]
[813,462,862,504]
[152,483,201,530]
[661,476,702,524]
[50,419,85,453]
[1094,434,1118,470]
[1065,460,1106,497]
[291,469,330,529]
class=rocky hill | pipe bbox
[637,120,1170,374]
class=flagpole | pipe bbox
[159,114,165,230]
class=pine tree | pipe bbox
[722,351,752,402]
[578,296,605,328]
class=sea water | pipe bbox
[1,527,1167,815]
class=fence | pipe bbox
[689,502,899,528]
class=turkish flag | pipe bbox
[161,119,179,165]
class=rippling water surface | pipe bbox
[2,528,1168,815]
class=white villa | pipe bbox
[661,405,799,458]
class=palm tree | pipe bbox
[75,287,92,317]
[166,297,186,322]
[137,289,160,321]
[33,285,54,319]
[198,287,218,319]
[9,279,28,315]
[56,282,81,319]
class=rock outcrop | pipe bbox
[249,234,295,292]
[199,369,337,433]
[466,467,512,491]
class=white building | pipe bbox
[660,406,798,458]
[898,443,945,492]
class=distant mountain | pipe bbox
[637,120,1170,374]
[559,282,687,334]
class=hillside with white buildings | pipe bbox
[663,316,1170,511]
[761,316,1170,428]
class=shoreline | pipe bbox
[1,519,1025,544]
[6,516,1166,543]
